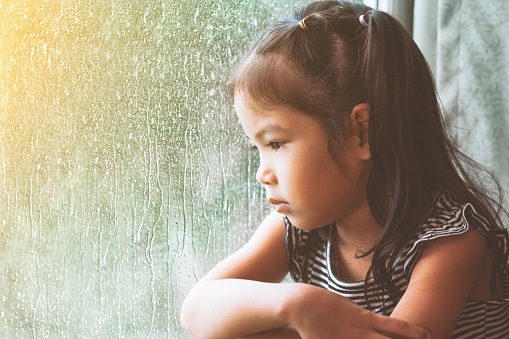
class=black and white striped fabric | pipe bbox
[286,192,509,338]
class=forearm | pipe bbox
[180,279,298,339]
[182,279,430,339]
[240,326,301,339]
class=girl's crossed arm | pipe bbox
[181,211,430,339]
[180,211,290,338]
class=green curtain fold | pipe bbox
[399,0,509,189]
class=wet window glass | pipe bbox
[0,0,316,337]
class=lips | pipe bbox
[268,198,287,205]
[268,198,290,213]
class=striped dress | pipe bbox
[286,192,509,338]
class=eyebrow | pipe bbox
[251,124,288,140]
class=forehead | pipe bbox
[234,91,324,138]
[233,90,274,117]
[234,90,294,122]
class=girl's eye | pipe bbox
[268,141,285,151]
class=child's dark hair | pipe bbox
[231,0,509,305]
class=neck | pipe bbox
[334,198,381,251]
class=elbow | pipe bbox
[180,298,190,333]
[180,293,199,337]
[180,285,212,339]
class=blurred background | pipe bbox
[1,0,508,338]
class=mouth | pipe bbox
[268,198,290,213]
[268,198,288,205]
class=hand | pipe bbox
[283,284,430,339]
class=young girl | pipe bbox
[181,1,509,338]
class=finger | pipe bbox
[371,314,430,339]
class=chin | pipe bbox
[286,215,331,230]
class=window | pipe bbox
[0,0,313,337]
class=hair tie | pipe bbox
[299,18,309,30]
[359,14,369,27]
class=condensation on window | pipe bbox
[0,0,311,337]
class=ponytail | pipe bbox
[361,9,508,301]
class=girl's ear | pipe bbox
[350,103,371,161]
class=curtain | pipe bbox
[413,0,509,190]
[372,0,509,189]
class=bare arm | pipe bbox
[183,278,429,339]
[240,326,301,339]
[181,211,430,339]
[391,225,491,338]
[182,279,296,338]
[180,211,290,338]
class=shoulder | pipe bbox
[391,192,502,337]
[391,224,491,337]
[401,190,501,277]
[407,189,489,280]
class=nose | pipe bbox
[256,160,277,185]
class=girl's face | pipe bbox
[234,93,371,230]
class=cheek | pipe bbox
[293,160,343,201]
[286,144,340,190]
[308,157,362,206]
